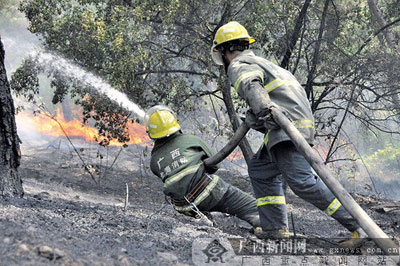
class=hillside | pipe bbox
[0,146,399,265]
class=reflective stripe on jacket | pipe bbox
[228,50,315,150]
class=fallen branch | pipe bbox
[41,110,98,185]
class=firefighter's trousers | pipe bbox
[198,177,260,227]
[248,141,359,232]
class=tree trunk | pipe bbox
[0,35,24,198]
[280,0,312,70]
[367,0,400,114]
[305,0,330,106]
[221,78,254,164]
[367,0,397,49]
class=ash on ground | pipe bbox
[0,144,399,265]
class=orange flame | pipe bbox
[17,108,149,146]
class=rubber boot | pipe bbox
[254,227,291,239]
[338,227,368,248]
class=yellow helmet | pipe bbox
[211,21,256,65]
[144,105,181,139]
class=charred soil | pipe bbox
[0,145,399,265]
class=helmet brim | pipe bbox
[212,37,256,52]
[149,124,181,139]
[248,37,256,44]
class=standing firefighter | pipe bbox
[211,21,366,245]
[144,105,260,228]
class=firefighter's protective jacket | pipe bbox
[228,50,315,150]
[150,133,222,209]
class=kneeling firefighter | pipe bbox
[145,105,260,228]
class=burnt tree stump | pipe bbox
[0,35,24,198]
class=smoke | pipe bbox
[1,7,145,121]
[0,7,40,73]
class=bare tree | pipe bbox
[0,35,23,198]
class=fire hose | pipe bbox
[203,123,250,167]
[204,110,399,264]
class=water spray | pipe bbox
[31,51,145,121]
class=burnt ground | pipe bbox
[0,145,399,265]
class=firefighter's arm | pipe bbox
[228,62,280,129]
[246,81,282,129]
[246,81,277,113]
[196,137,219,174]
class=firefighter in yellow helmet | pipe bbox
[144,105,260,228]
[211,21,365,245]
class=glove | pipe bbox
[257,106,279,130]
[201,158,218,174]
[257,103,290,130]
[241,109,267,134]
[204,163,218,174]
